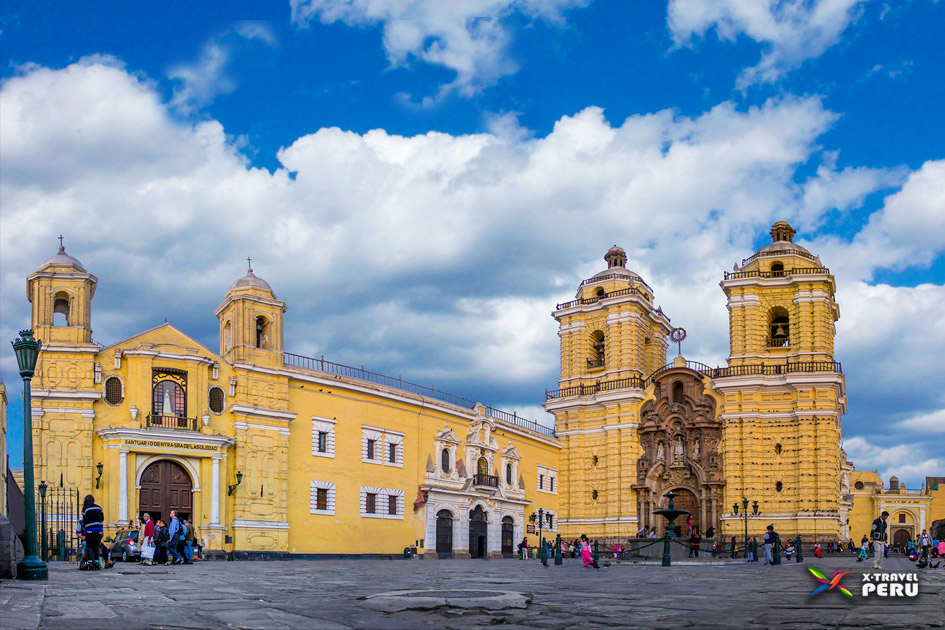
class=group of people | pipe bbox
[138,511,198,565]
[515,534,600,568]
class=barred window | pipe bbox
[388,495,397,515]
[316,488,328,511]
[208,386,225,414]
[317,432,328,453]
[366,493,377,514]
[367,439,376,460]
[104,376,123,405]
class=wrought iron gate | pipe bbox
[37,484,80,562]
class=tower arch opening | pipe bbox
[588,330,605,369]
[53,291,70,326]
[768,307,790,348]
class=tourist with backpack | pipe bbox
[79,494,105,569]
[183,519,196,564]
[166,511,182,564]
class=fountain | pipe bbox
[653,491,690,567]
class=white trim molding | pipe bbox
[310,480,336,515]
[232,520,290,530]
[360,486,404,520]
[312,417,336,458]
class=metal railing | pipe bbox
[283,352,556,438]
[586,357,605,369]
[766,336,790,348]
[580,272,654,293]
[556,285,650,310]
[723,266,830,280]
[146,414,198,431]
[547,361,843,400]
[473,474,499,488]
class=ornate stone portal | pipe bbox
[633,366,724,533]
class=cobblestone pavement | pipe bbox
[1,555,943,629]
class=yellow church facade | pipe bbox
[18,222,935,557]
[24,246,560,558]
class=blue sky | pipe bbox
[1,0,943,487]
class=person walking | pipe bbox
[763,525,775,565]
[79,494,105,569]
[689,527,702,558]
[918,529,932,558]
[166,511,182,565]
[871,510,889,569]
[140,512,155,565]
[183,520,196,564]
[857,537,870,562]
[579,534,599,569]
[153,519,168,565]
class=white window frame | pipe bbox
[312,416,336,458]
[384,432,404,468]
[537,466,558,495]
[545,510,557,532]
[310,480,336,516]
[362,428,383,464]
[360,486,404,520]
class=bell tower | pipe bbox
[214,261,287,369]
[26,239,98,346]
[716,222,846,542]
[545,246,673,542]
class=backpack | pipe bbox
[180,523,187,538]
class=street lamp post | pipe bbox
[39,480,48,562]
[732,497,760,560]
[12,329,47,580]
[530,509,547,566]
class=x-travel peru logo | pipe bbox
[1,1,944,629]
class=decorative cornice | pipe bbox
[231,519,290,530]
[234,421,290,436]
[96,426,235,449]
[228,404,296,422]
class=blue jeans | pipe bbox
[183,540,193,563]
[167,536,181,563]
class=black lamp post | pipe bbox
[12,329,47,580]
[733,497,760,560]
[530,508,547,565]
[38,480,48,562]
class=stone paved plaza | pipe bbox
[1,555,943,629]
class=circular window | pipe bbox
[854,481,864,490]
[208,386,226,414]
[774,443,782,455]
[104,376,123,405]
[776,481,783,492]
[592,489,599,501]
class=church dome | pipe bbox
[584,245,649,290]
[753,221,814,258]
[39,244,87,272]
[229,265,276,298]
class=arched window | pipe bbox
[53,291,70,326]
[208,386,226,414]
[770,261,785,276]
[768,307,790,347]
[477,457,488,476]
[588,330,605,369]
[776,481,783,492]
[104,376,124,405]
[774,443,782,455]
[223,321,232,352]
[153,380,185,417]
[672,381,684,404]
[595,287,605,298]
[256,316,269,349]
[506,463,513,485]
[441,449,451,473]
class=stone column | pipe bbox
[211,456,221,525]
[118,450,129,524]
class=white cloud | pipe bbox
[289,0,589,101]
[169,22,276,114]
[667,0,867,88]
[1,60,942,487]
[844,436,942,485]
[899,409,945,433]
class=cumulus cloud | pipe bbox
[844,437,943,484]
[667,0,866,88]
[899,409,945,433]
[1,59,942,485]
[289,0,589,101]
[169,21,276,114]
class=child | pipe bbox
[857,538,869,562]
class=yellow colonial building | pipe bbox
[546,222,850,543]
[848,473,945,546]
[19,222,939,556]
[24,245,559,558]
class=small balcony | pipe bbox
[586,357,605,369]
[146,413,198,431]
[473,474,499,488]
[766,336,790,348]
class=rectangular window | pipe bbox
[367,439,375,460]
[317,432,327,453]
[388,443,397,464]
[366,493,376,514]
[312,418,336,459]
[361,486,404,520]
[550,477,555,492]
[539,474,544,490]
[546,513,553,529]
[388,495,397,515]
[309,481,335,515]
[537,466,558,494]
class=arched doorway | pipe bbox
[139,460,192,524]
[670,488,700,535]
[893,528,911,551]
[469,506,488,559]
[501,516,514,557]
[435,510,454,558]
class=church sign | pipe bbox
[125,439,219,452]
